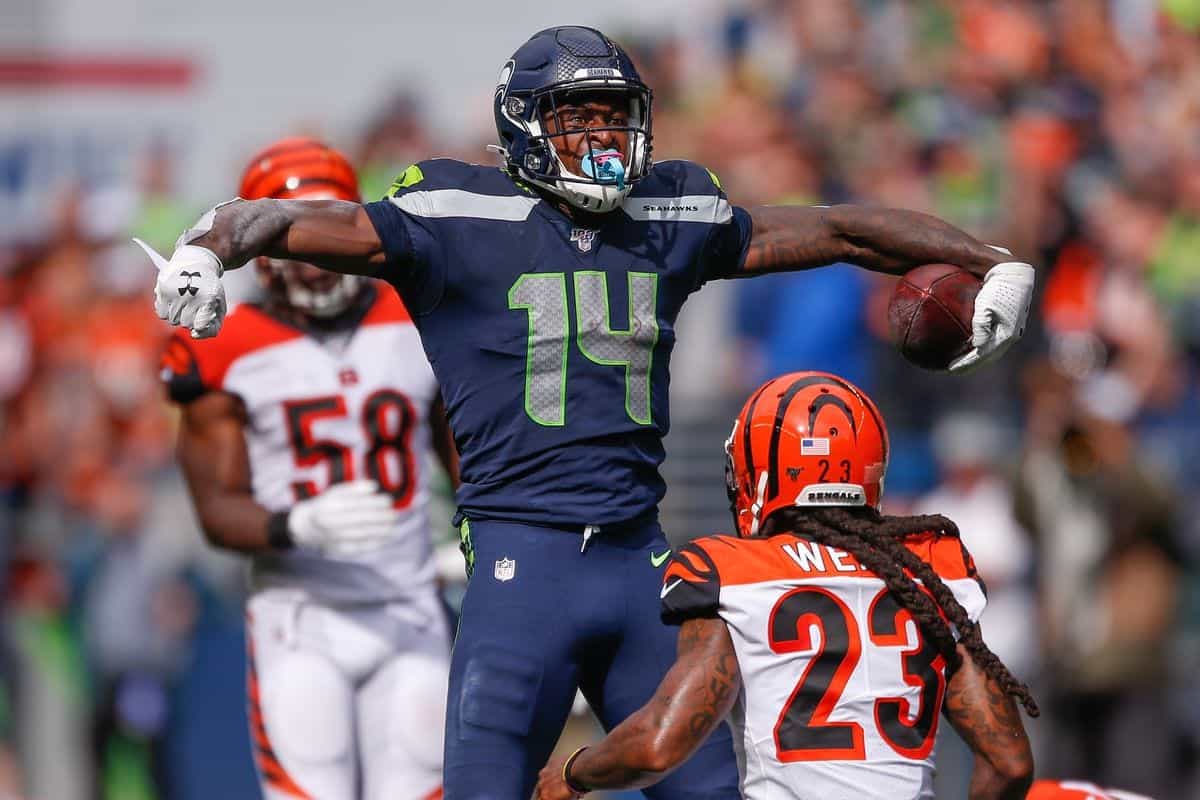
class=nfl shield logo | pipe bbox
[570,228,596,252]
[494,557,517,582]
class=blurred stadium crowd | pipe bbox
[3,1,1200,798]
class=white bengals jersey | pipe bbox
[661,530,986,800]
[163,285,442,603]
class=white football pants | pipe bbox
[245,589,450,800]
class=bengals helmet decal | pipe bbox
[725,371,889,537]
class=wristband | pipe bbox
[563,745,591,795]
[267,511,295,550]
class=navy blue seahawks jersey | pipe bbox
[364,158,752,526]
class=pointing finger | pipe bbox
[132,238,171,272]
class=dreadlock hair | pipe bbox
[760,505,1039,717]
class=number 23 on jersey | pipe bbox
[770,586,946,762]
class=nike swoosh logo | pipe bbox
[650,549,671,568]
[660,579,683,599]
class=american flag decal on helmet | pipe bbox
[800,438,830,456]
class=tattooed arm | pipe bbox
[534,617,741,798]
[943,642,1034,800]
[742,205,1006,278]
[192,199,388,276]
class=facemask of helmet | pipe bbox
[521,85,651,213]
[494,27,654,214]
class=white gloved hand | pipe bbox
[134,239,227,339]
[286,480,400,557]
[948,261,1035,373]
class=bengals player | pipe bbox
[537,371,1036,800]
[162,138,456,800]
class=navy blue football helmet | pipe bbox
[493,26,653,213]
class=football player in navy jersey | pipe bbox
[138,26,1035,799]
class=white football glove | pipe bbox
[948,260,1035,373]
[286,480,400,557]
[134,200,242,339]
[134,239,227,339]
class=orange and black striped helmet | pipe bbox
[725,371,889,537]
[238,137,360,202]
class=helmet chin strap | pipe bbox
[748,471,770,537]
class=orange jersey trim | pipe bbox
[246,634,312,799]
[161,285,413,395]
[164,305,302,392]
[690,531,978,587]
[361,284,412,326]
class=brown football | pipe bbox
[887,263,982,370]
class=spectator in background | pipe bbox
[914,412,1039,800]
[128,136,198,257]
[71,479,197,800]
[0,182,236,799]
[733,264,874,391]
[1015,360,1185,798]
[917,412,1037,679]
[355,90,431,202]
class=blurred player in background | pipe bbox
[538,372,1036,800]
[139,26,1035,799]
[157,138,457,800]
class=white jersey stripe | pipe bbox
[389,189,539,221]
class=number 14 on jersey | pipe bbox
[508,271,659,427]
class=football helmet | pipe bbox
[238,138,366,318]
[725,371,890,537]
[493,26,653,213]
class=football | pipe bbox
[887,263,982,370]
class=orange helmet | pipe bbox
[725,371,890,537]
[239,138,364,318]
[238,137,360,202]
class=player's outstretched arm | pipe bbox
[137,199,387,339]
[943,641,1034,800]
[194,199,388,276]
[741,205,1035,372]
[742,205,1006,277]
[535,617,740,798]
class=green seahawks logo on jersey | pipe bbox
[387,164,425,196]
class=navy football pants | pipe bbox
[443,517,740,799]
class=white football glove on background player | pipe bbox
[948,256,1035,373]
[133,200,237,339]
[286,480,400,557]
